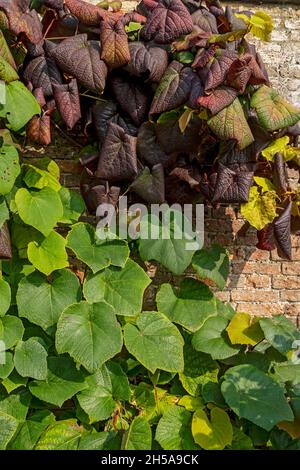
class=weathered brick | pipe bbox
[231,290,279,303]
[236,303,284,316]
[282,262,300,275]
[281,291,300,302]
[232,262,281,275]
[215,291,231,302]
[284,303,300,316]
[244,249,270,261]
[272,276,300,289]
[245,274,271,289]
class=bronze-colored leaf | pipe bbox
[0,0,43,44]
[27,113,51,146]
[53,79,81,129]
[100,17,130,70]
[125,42,168,82]
[64,0,107,25]
[198,86,238,115]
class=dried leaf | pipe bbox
[96,122,138,182]
[131,164,165,203]
[100,17,130,70]
[50,34,107,93]
[141,0,194,44]
[150,61,194,116]
[53,79,81,129]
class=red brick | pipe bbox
[283,303,300,316]
[244,249,270,261]
[272,276,300,289]
[226,275,246,289]
[231,290,279,303]
[232,262,281,275]
[245,274,271,289]
[280,290,300,302]
[236,303,284,316]
[282,262,300,275]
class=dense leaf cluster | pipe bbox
[0,0,300,451]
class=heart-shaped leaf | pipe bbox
[226,312,264,346]
[251,85,300,132]
[259,315,300,356]
[29,357,87,407]
[131,164,165,203]
[16,269,81,331]
[0,278,10,316]
[56,301,123,373]
[28,231,68,276]
[192,407,233,450]
[50,34,107,93]
[0,315,24,350]
[208,98,254,150]
[137,122,172,167]
[150,61,194,116]
[0,145,20,196]
[124,311,184,373]
[227,53,266,93]
[67,222,129,273]
[83,259,151,317]
[14,339,48,381]
[64,0,106,26]
[156,279,221,332]
[198,87,238,115]
[53,79,81,130]
[211,163,254,203]
[156,406,197,450]
[23,55,62,99]
[241,186,277,231]
[100,17,130,69]
[27,114,51,146]
[141,0,193,44]
[204,49,238,91]
[192,245,229,290]
[96,122,138,182]
[111,76,150,126]
[15,187,63,236]
[125,42,168,82]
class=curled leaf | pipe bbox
[141,0,194,44]
[125,42,168,82]
[274,201,292,260]
[96,122,138,182]
[227,53,267,93]
[0,0,43,44]
[23,55,62,98]
[92,100,137,143]
[212,163,254,203]
[256,224,275,251]
[273,153,288,193]
[204,49,237,91]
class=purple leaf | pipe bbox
[203,49,238,91]
[191,7,218,33]
[23,54,63,98]
[96,122,138,182]
[0,0,43,44]
[212,163,254,203]
[274,201,292,260]
[137,122,173,167]
[273,152,288,193]
[111,76,150,126]
[150,61,194,116]
[50,34,107,93]
[64,0,107,25]
[53,79,81,129]
[125,42,168,82]
[92,101,138,143]
[131,164,165,203]
[141,0,194,44]
[256,224,276,251]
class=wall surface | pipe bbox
[27,1,300,323]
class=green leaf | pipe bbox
[124,416,152,450]
[76,366,116,424]
[11,222,42,259]
[9,410,55,450]
[0,412,19,449]
[221,364,294,431]
[273,363,300,386]
[207,98,254,150]
[28,231,68,276]
[226,312,264,346]
[228,427,254,450]
[0,388,31,421]
[0,144,20,195]
[78,431,119,450]
[107,362,131,401]
[16,269,81,331]
[139,210,196,275]
[0,351,14,379]
[124,311,184,373]
[15,187,63,236]
[236,11,273,41]
[192,315,240,360]
[254,176,276,192]
[178,395,204,412]
[0,315,24,349]
[240,186,277,231]
[35,419,82,450]
[192,245,229,290]
[83,259,151,317]
[23,165,61,192]
[1,369,28,394]
[259,315,300,356]
[156,279,219,332]
[14,338,48,380]
[192,407,233,450]
[67,223,129,273]
[261,136,290,162]
[179,341,219,396]
[0,31,16,69]
[156,407,197,450]
[0,81,40,131]
[251,85,300,132]
[56,301,123,373]
[58,187,85,224]
[0,196,9,228]
[0,278,11,316]
[29,357,87,407]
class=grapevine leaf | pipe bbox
[251,85,300,132]
[204,49,238,91]
[67,222,129,273]
[131,164,165,204]
[259,315,300,356]
[0,315,24,349]
[124,311,184,373]
[56,301,123,373]
[124,416,152,450]
[27,231,68,276]
[226,312,264,346]
[240,186,277,231]
[192,407,233,450]
[126,42,168,82]
[52,79,81,130]
[27,114,51,146]
[83,259,151,317]
[192,245,229,290]
[100,17,130,69]
[58,187,85,224]
[156,407,197,450]
[14,339,48,380]
[198,86,238,115]
[221,364,293,431]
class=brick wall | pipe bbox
[27,1,300,323]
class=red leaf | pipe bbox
[23,54,63,98]
[100,17,131,70]
[198,86,238,115]
[125,42,168,83]
[141,0,194,44]
[64,0,107,25]
[50,34,107,93]
[192,44,218,69]
[120,11,147,26]
[0,0,43,44]
[191,8,218,34]
[96,122,138,182]
[203,49,238,91]
[27,113,51,146]
[227,53,267,93]
[53,79,81,129]
[256,224,276,251]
